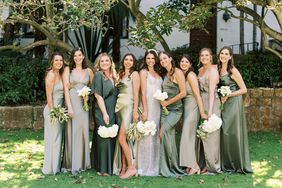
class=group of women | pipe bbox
[42,46,252,179]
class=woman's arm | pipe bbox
[95,93,109,125]
[88,68,94,84]
[161,68,186,107]
[62,67,73,117]
[139,70,148,121]
[45,71,55,111]
[187,72,208,119]
[221,68,247,104]
[208,66,219,117]
[132,71,140,122]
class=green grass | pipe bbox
[0,130,281,188]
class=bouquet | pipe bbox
[77,86,91,111]
[97,124,119,138]
[153,89,169,115]
[49,105,69,124]
[136,120,157,136]
[127,121,157,141]
[218,86,231,96]
[197,114,222,139]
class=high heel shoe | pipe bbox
[120,168,137,179]
[188,168,200,175]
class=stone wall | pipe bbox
[0,88,281,132]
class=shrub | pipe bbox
[0,53,48,106]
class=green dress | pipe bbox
[220,74,252,173]
[159,76,185,177]
[179,80,200,168]
[113,76,135,175]
[91,71,117,175]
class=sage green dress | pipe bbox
[113,76,135,175]
[90,71,117,175]
[198,71,221,173]
[42,80,64,175]
[220,74,252,173]
[62,69,91,174]
[159,76,185,177]
[179,79,200,168]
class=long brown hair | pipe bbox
[94,53,117,83]
[139,49,161,74]
[159,51,176,78]
[178,54,194,78]
[45,51,65,77]
[69,47,87,72]
[217,46,234,75]
[118,53,137,80]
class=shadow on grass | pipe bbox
[0,129,281,187]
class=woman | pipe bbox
[113,53,140,179]
[197,48,221,174]
[158,51,186,177]
[137,49,162,176]
[90,53,118,176]
[218,47,252,173]
[62,47,94,174]
[42,52,65,175]
[178,54,207,175]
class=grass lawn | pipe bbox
[0,129,281,188]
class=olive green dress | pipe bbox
[179,80,200,168]
[91,71,117,175]
[42,80,64,175]
[159,76,185,177]
[220,74,252,173]
[198,71,221,173]
[113,76,135,175]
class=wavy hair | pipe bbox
[118,53,137,80]
[178,54,194,78]
[45,51,65,77]
[217,46,234,75]
[139,49,160,74]
[198,48,213,67]
[94,53,117,83]
[159,51,176,78]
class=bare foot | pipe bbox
[188,167,200,175]
[119,168,126,177]
[102,173,110,176]
[120,167,137,179]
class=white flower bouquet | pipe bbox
[49,105,69,124]
[127,121,157,141]
[77,86,91,111]
[218,86,231,97]
[218,86,231,110]
[197,114,222,139]
[153,89,169,115]
[97,124,119,138]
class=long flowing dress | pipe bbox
[220,74,252,173]
[90,71,117,175]
[159,76,186,177]
[197,71,221,173]
[62,69,91,174]
[179,80,200,168]
[137,72,162,176]
[113,76,135,175]
[42,80,64,174]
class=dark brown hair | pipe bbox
[69,47,87,72]
[45,51,65,77]
[139,49,161,74]
[159,51,176,78]
[179,54,194,78]
[118,53,137,80]
[217,46,234,75]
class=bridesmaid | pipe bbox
[218,47,252,173]
[42,52,65,175]
[62,47,94,174]
[138,49,162,176]
[90,53,118,176]
[158,51,186,177]
[178,54,207,175]
[113,53,140,179]
[197,48,221,174]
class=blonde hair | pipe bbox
[198,48,213,67]
[94,53,117,83]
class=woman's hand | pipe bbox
[200,113,208,120]
[221,96,228,104]
[160,100,169,108]
[133,111,139,123]
[103,113,110,125]
[68,107,74,118]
